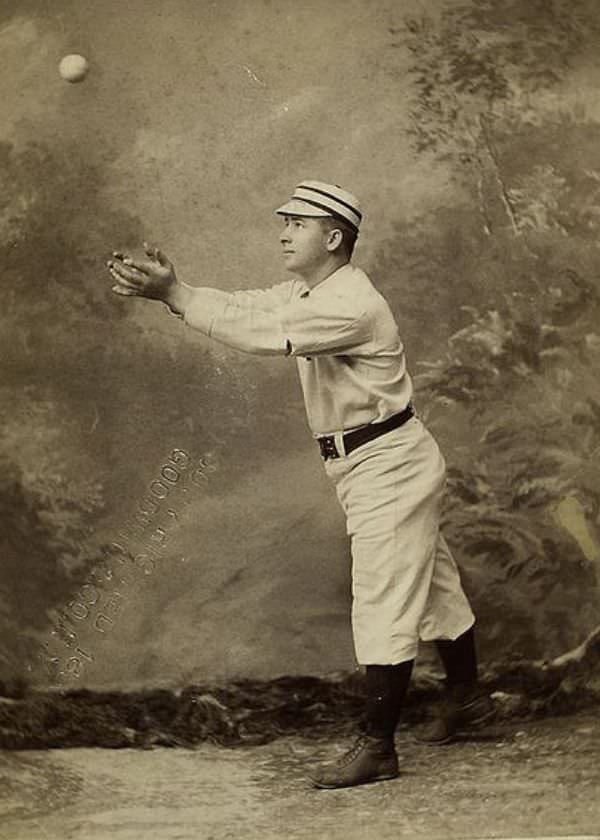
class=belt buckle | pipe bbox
[318,436,339,461]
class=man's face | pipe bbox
[279,215,331,276]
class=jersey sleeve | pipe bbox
[182,281,371,357]
[183,285,292,355]
[281,295,371,357]
[227,282,296,311]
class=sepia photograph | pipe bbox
[1,1,599,838]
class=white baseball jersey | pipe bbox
[180,263,474,663]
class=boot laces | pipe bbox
[337,735,369,767]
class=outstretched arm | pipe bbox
[107,244,293,355]
[108,244,369,357]
[108,244,294,314]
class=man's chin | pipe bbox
[283,260,301,274]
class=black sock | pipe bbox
[435,625,478,688]
[365,660,414,738]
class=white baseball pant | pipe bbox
[323,416,475,664]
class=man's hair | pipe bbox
[318,216,358,260]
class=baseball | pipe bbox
[59,54,89,83]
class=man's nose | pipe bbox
[280,228,291,244]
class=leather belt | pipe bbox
[317,403,415,461]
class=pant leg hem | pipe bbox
[418,617,475,644]
[357,648,419,666]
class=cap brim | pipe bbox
[275,198,332,218]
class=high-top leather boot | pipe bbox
[413,682,495,745]
[309,733,398,789]
[414,628,494,745]
[309,660,413,789]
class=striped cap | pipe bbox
[275,180,362,233]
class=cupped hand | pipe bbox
[108,242,177,301]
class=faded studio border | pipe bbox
[3,1,600,839]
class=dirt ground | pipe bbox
[1,711,599,840]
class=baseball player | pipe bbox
[107,180,493,789]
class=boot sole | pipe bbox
[412,705,497,746]
[310,770,399,790]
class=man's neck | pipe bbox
[301,256,349,290]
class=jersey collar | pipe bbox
[298,263,353,298]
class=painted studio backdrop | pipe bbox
[2,0,600,690]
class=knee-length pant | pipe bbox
[323,416,474,665]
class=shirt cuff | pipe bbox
[164,302,184,319]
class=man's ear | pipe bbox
[326,228,343,253]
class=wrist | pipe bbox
[164,282,193,317]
